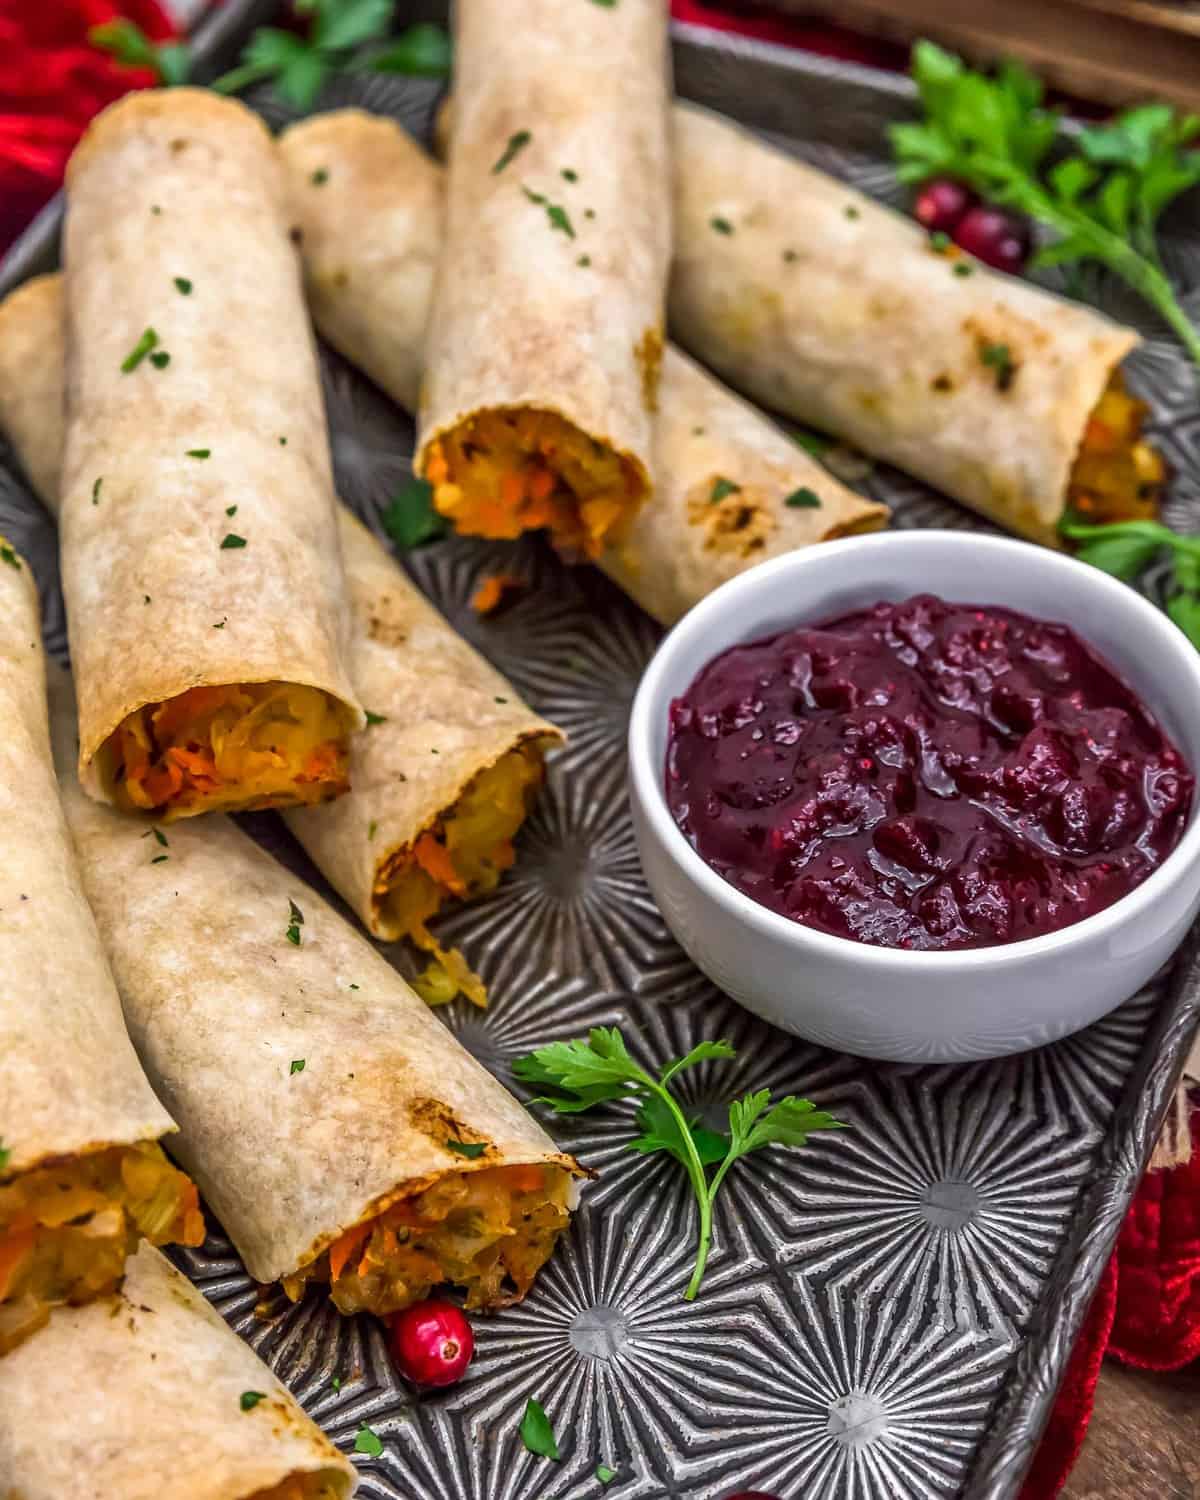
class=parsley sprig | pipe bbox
[1060,515,1200,650]
[891,41,1200,369]
[514,1028,841,1300]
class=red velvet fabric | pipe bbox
[1,4,1196,1495]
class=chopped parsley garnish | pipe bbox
[446,1140,487,1159]
[709,477,741,504]
[331,1375,342,1392]
[584,208,595,219]
[596,1466,616,1485]
[92,477,103,504]
[980,342,1016,391]
[349,983,359,990]
[278,436,288,445]
[225,504,237,516]
[290,1059,306,1075]
[147,827,168,847]
[149,351,170,369]
[240,1391,265,1411]
[844,205,860,219]
[577,254,592,267]
[121,328,159,372]
[368,820,378,841]
[151,205,161,215]
[522,186,575,239]
[286,899,304,945]
[518,1398,559,1460]
[0,545,20,570]
[561,167,578,182]
[0,1142,9,1172]
[151,854,169,864]
[311,168,329,186]
[495,696,508,704]
[782,248,798,262]
[954,262,974,277]
[354,1425,383,1458]
[492,130,531,174]
[220,533,247,550]
[383,477,446,549]
[213,618,227,629]
[174,277,192,295]
[929,229,951,252]
[143,594,152,604]
[710,216,734,235]
[588,0,618,7]
[186,449,210,459]
[515,1027,841,1301]
[785,487,822,509]
[364,710,387,726]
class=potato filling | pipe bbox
[247,1478,346,1500]
[1068,372,1165,523]
[425,408,646,559]
[0,1141,204,1355]
[282,1164,572,1316]
[103,682,351,819]
[375,743,548,1008]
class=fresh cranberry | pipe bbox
[952,205,1032,274]
[913,177,976,233]
[388,1300,474,1387]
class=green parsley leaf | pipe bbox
[709,477,741,504]
[186,449,210,459]
[1168,591,1200,651]
[290,1059,306,1075]
[151,854,169,864]
[121,328,159,373]
[446,1139,487,1159]
[220,534,247,550]
[0,1142,9,1173]
[331,1375,342,1392]
[213,618,227,630]
[225,505,237,517]
[368,820,378,841]
[710,216,734,235]
[953,262,974,277]
[980,342,1015,391]
[495,696,509,704]
[519,1398,559,1460]
[149,351,170,369]
[0,545,20,570]
[383,477,447,550]
[174,277,192,295]
[785,487,822,509]
[286,899,304,946]
[364,710,387,726]
[630,1093,729,1168]
[366,22,452,78]
[577,255,592,267]
[92,477,103,504]
[596,1465,617,1485]
[89,19,190,85]
[929,229,951,252]
[354,1424,384,1458]
[844,204,860,219]
[589,0,618,6]
[240,1391,266,1411]
[311,168,329,186]
[152,828,168,847]
[493,131,532,175]
[523,186,575,239]
[562,168,579,182]
[279,436,288,446]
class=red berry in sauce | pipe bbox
[389,1299,474,1387]
[913,177,976,234]
[952,204,1032,274]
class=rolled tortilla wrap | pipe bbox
[0,557,201,1357]
[0,1243,355,1500]
[50,677,581,1316]
[279,111,885,625]
[0,272,564,1006]
[60,89,363,821]
[416,0,672,559]
[667,102,1161,548]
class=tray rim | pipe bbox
[3,7,1198,1497]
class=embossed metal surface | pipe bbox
[3,10,1200,1499]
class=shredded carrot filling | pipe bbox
[246,1477,346,1500]
[281,1163,573,1316]
[102,681,351,820]
[0,1141,203,1356]
[426,408,646,559]
[375,742,549,1008]
[471,573,526,615]
[1068,372,1165,523]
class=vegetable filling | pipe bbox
[424,408,646,559]
[102,682,351,819]
[375,742,549,1007]
[1068,372,1165,523]
[0,1141,204,1355]
[282,1163,573,1316]
[247,1478,347,1500]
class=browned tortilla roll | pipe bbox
[0,1243,356,1500]
[51,675,581,1317]
[667,102,1157,548]
[279,111,884,626]
[0,272,564,1006]
[0,558,201,1357]
[416,0,672,559]
[60,89,362,821]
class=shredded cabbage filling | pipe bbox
[282,1163,572,1316]
[425,408,645,559]
[0,1141,204,1355]
[102,682,351,819]
[1068,372,1165,523]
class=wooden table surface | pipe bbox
[1062,1360,1200,1499]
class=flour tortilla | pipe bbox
[0,272,562,940]
[60,88,361,807]
[0,1243,355,1500]
[667,102,1140,547]
[279,110,884,626]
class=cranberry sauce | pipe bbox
[666,595,1192,951]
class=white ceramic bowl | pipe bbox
[628,531,1200,1061]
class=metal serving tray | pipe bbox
[3,7,1199,1497]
